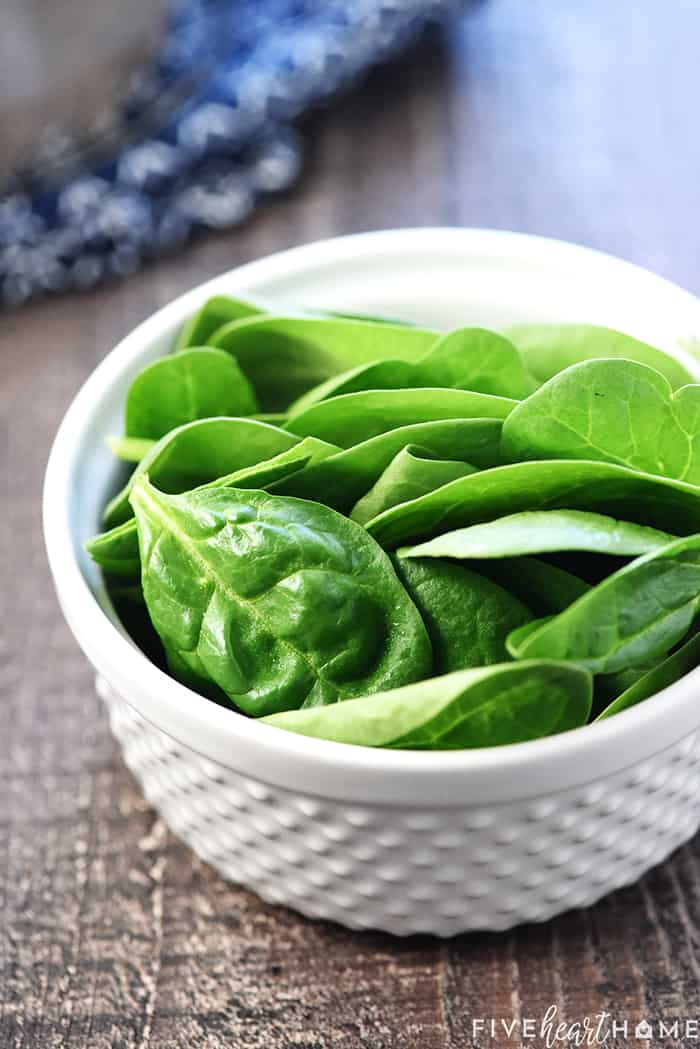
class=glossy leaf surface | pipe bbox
[285,387,515,446]
[175,295,265,350]
[399,510,676,561]
[501,359,700,482]
[350,447,476,525]
[506,534,700,674]
[595,628,700,720]
[415,327,537,398]
[263,662,592,749]
[395,558,532,672]
[366,460,700,548]
[211,315,439,409]
[131,479,433,715]
[104,417,302,526]
[271,418,503,512]
[287,328,535,415]
[287,360,417,416]
[125,348,258,440]
[88,437,337,578]
[505,323,693,388]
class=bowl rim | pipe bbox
[43,227,700,805]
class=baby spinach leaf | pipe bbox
[270,418,503,512]
[415,328,538,398]
[210,315,439,409]
[398,510,676,561]
[287,360,417,417]
[285,388,515,446]
[366,460,700,548]
[107,436,155,462]
[90,436,338,577]
[104,417,304,527]
[475,558,590,616]
[505,323,693,389]
[350,447,476,525]
[506,617,554,653]
[174,295,408,354]
[87,519,142,578]
[262,661,592,749]
[595,627,700,721]
[175,294,265,350]
[501,359,700,482]
[130,478,433,715]
[125,348,258,440]
[394,558,531,672]
[286,329,535,416]
[196,435,338,490]
[506,533,700,674]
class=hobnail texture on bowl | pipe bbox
[101,677,700,936]
[45,229,700,935]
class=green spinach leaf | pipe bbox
[506,617,555,653]
[415,328,538,398]
[366,460,700,548]
[89,436,337,578]
[505,323,693,389]
[285,388,515,446]
[286,329,535,416]
[592,661,662,713]
[125,348,258,440]
[271,418,503,511]
[506,534,700,674]
[501,359,700,482]
[175,295,265,350]
[595,627,700,721]
[398,510,676,561]
[287,360,418,416]
[394,558,531,672]
[262,661,592,749]
[104,417,306,527]
[174,295,411,354]
[350,447,476,525]
[130,478,433,715]
[87,519,142,578]
[210,315,439,409]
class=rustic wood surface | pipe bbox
[3,1,700,1045]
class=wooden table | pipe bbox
[3,2,700,1045]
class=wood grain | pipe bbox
[3,2,700,1045]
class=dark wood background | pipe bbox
[4,1,700,1045]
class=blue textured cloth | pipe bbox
[0,0,458,306]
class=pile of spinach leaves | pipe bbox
[86,295,700,749]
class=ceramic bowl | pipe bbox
[44,228,700,935]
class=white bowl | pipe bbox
[44,229,700,936]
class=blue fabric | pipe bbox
[0,0,457,306]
